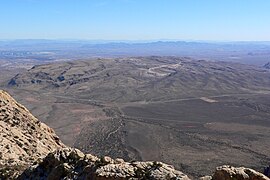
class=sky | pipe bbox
[1,0,270,41]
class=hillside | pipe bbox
[8,56,270,102]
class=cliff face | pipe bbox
[0,90,65,178]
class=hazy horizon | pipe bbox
[1,39,270,44]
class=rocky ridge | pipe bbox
[0,90,65,178]
[18,148,190,180]
[18,148,270,180]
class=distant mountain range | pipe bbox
[1,40,270,65]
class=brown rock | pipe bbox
[212,165,270,180]
[115,158,125,164]
[199,175,213,180]
[101,156,114,164]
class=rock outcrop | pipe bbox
[0,90,65,179]
[200,165,270,180]
[18,148,190,180]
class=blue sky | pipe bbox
[1,0,270,41]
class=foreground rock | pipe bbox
[0,90,65,179]
[18,149,270,180]
[18,148,190,180]
[200,165,270,180]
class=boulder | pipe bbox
[212,165,270,180]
